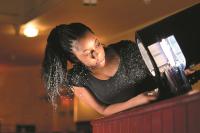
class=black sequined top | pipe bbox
[68,40,157,105]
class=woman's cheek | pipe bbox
[85,59,96,67]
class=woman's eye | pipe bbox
[96,42,101,47]
[84,51,91,56]
[84,53,90,56]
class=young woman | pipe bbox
[41,23,184,116]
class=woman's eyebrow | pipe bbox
[83,49,90,53]
[82,39,98,53]
[94,38,98,44]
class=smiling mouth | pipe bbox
[97,58,105,64]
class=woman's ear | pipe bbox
[101,43,106,48]
[67,61,74,70]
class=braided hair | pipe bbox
[41,23,94,109]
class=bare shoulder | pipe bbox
[71,86,106,115]
[71,86,94,100]
[72,86,87,95]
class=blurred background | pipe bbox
[0,0,199,133]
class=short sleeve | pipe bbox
[67,64,89,87]
[67,68,84,87]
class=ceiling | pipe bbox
[0,0,199,66]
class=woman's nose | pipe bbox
[92,50,99,59]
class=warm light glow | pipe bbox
[83,0,98,5]
[61,96,71,106]
[23,26,39,37]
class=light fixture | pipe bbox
[23,26,39,37]
[83,0,98,6]
[144,0,151,5]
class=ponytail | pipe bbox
[42,44,72,109]
[41,23,94,109]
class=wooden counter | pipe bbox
[91,92,200,133]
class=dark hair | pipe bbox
[41,23,94,109]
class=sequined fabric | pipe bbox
[68,40,157,105]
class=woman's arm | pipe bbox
[103,92,157,116]
[73,86,157,116]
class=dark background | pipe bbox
[136,3,200,68]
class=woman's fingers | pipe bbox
[187,89,200,95]
[148,95,157,101]
[137,93,157,105]
[184,69,195,76]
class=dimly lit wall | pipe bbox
[0,65,75,133]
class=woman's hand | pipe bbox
[184,68,195,76]
[133,91,158,106]
[187,89,200,95]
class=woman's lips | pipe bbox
[97,58,105,65]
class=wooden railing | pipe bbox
[0,123,15,133]
[91,92,200,133]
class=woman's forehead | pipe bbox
[74,33,97,51]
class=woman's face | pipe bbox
[71,32,106,69]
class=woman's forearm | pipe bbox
[103,93,155,116]
[103,101,133,116]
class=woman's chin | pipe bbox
[88,59,106,70]
[97,59,106,67]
